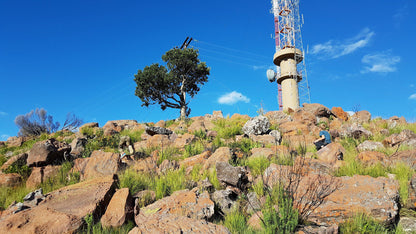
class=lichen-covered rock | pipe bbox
[316,143,345,165]
[180,151,211,169]
[383,129,416,147]
[356,151,386,166]
[331,107,348,121]
[279,121,309,136]
[203,147,232,170]
[350,110,371,123]
[173,133,195,148]
[212,189,238,215]
[265,111,291,125]
[242,115,270,136]
[293,110,317,126]
[339,123,373,139]
[309,175,399,226]
[145,126,172,136]
[357,140,384,152]
[70,137,87,158]
[216,162,248,188]
[387,149,416,170]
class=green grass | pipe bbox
[339,213,388,234]
[119,129,144,143]
[157,147,181,165]
[0,185,32,209]
[390,162,415,205]
[80,215,135,234]
[81,129,120,158]
[183,141,205,158]
[223,210,253,234]
[213,118,244,139]
[334,160,387,178]
[40,161,81,194]
[119,169,153,195]
[246,156,270,177]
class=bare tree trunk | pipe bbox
[179,76,187,120]
[180,105,186,120]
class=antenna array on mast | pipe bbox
[271,0,310,110]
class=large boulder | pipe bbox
[331,107,348,121]
[81,151,120,180]
[293,110,317,127]
[187,120,206,133]
[26,165,62,188]
[103,120,139,135]
[356,151,386,166]
[279,121,309,136]
[146,134,172,148]
[339,123,373,139]
[301,103,331,118]
[145,126,173,136]
[180,151,211,169]
[308,175,399,226]
[173,133,195,148]
[203,147,232,170]
[242,116,270,136]
[216,162,248,188]
[130,213,230,234]
[387,150,416,170]
[0,175,118,233]
[101,188,134,228]
[137,188,214,221]
[265,111,291,125]
[6,136,26,147]
[316,143,345,165]
[27,139,70,167]
[350,110,371,123]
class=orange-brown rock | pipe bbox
[356,151,385,166]
[351,110,371,123]
[154,120,166,128]
[26,165,62,188]
[81,151,120,180]
[331,107,348,121]
[301,103,331,118]
[270,145,290,156]
[0,172,22,187]
[187,120,206,133]
[279,121,309,136]
[101,188,134,228]
[230,113,250,121]
[293,110,317,127]
[212,110,224,119]
[308,175,399,226]
[0,175,117,233]
[248,211,263,230]
[173,133,195,148]
[180,151,211,168]
[203,147,232,170]
[130,213,230,234]
[131,156,157,173]
[249,134,277,145]
[146,134,172,148]
[103,120,139,135]
[0,153,27,171]
[407,174,416,209]
[387,149,416,170]
[383,129,416,147]
[282,134,315,147]
[316,143,345,165]
[137,188,214,221]
[265,111,291,126]
[329,118,342,131]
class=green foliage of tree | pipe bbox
[134,48,210,119]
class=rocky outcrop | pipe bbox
[309,175,399,226]
[203,147,232,170]
[339,123,373,139]
[70,137,87,158]
[383,129,416,147]
[27,139,70,167]
[356,151,386,166]
[212,189,238,215]
[387,150,416,170]
[130,213,230,234]
[242,115,270,136]
[357,140,384,152]
[81,151,120,180]
[6,136,26,147]
[173,133,195,148]
[0,175,118,233]
[302,103,331,118]
[351,110,371,123]
[265,111,291,125]
[101,188,134,228]
[103,120,139,136]
[331,107,348,121]
[316,143,345,165]
[137,188,214,221]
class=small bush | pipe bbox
[119,169,152,195]
[339,213,388,234]
[252,179,265,197]
[154,168,187,199]
[183,141,205,158]
[157,147,181,165]
[213,118,244,139]
[120,129,144,143]
[228,138,262,154]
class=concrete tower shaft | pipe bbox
[273,47,303,111]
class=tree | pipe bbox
[134,48,210,119]
[14,108,83,137]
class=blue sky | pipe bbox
[1,0,415,140]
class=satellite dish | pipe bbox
[267,69,276,82]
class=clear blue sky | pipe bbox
[1,0,415,140]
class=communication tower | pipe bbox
[267,0,311,111]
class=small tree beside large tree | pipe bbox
[134,48,210,120]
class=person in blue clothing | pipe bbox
[314,130,331,150]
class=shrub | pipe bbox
[119,169,152,195]
[339,213,388,234]
[157,147,181,165]
[213,118,244,139]
[183,141,205,158]
[81,130,120,158]
[120,129,144,143]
